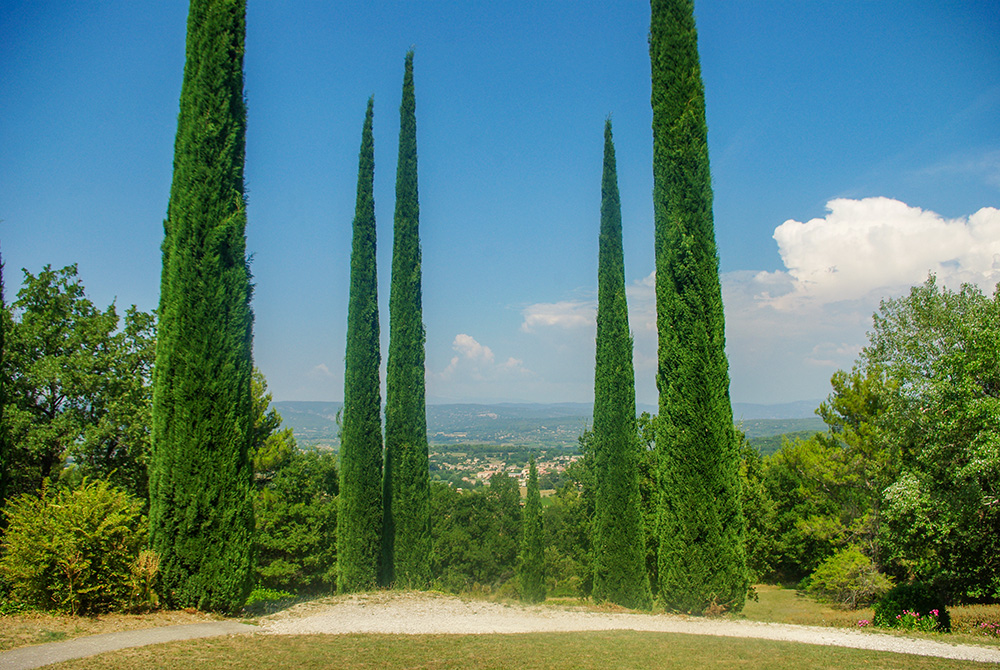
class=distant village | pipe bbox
[430,450,582,493]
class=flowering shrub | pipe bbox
[857,619,871,628]
[978,621,1000,638]
[873,583,950,632]
[894,609,941,633]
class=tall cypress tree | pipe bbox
[592,120,651,609]
[149,0,255,613]
[650,0,748,613]
[338,98,384,593]
[383,51,430,588]
[518,456,545,603]
[0,246,7,524]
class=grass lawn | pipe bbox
[52,630,992,670]
[738,584,872,627]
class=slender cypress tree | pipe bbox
[650,0,748,613]
[592,120,651,609]
[518,457,545,603]
[338,98,384,593]
[383,51,430,588]
[0,246,7,523]
[149,0,256,613]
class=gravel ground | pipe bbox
[259,591,1000,664]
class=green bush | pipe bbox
[0,480,148,614]
[873,582,951,631]
[806,546,893,609]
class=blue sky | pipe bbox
[2,1,998,407]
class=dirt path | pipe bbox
[259,591,1000,664]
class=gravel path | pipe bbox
[3,591,998,668]
[259,591,1000,665]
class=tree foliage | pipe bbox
[339,98,384,593]
[3,265,154,501]
[430,474,521,594]
[255,449,338,594]
[650,0,747,612]
[149,0,255,613]
[761,276,1000,604]
[384,50,430,588]
[591,120,650,609]
[867,278,1000,601]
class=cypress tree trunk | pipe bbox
[338,98,384,593]
[149,0,255,613]
[592,120,652,609]
[518,457,545,603]
[383,51,430,588]
[650,0,748,613]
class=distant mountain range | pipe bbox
[274,400,824,450]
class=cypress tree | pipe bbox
[518,457,545,603]
[338,98,384,593]
[383,51,430,588]
[650,0,748,613]
[0,246,7,523]
[149,0,255,612]
[591,120,651,609]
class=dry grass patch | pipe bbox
[0,609,224,652]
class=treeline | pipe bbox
[0,263,341,612]
[742,278,1000,606]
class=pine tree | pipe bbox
[149,0,256,613]
[338,98,384,593]
[519,457,545,602]
[650,0,748,613]
[591,120,651,609]
[383,51,430,588]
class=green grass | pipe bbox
[52,631,989,670]
[738,584,872,627]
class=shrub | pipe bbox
[806,546,893,609]
[0,480,148,614]
[873,582,951,631]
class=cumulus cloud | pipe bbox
[439,333,530,383]
[767,198,1000,309]
[510,198,1000,404]
[520,300,596,332]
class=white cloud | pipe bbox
[452,332,495,364]
[309,363,334,378]
[768,198,1000,309]
[438,334,530,384]
[520,300,596,332]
